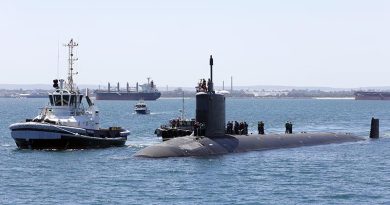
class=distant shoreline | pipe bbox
[0,96,356,100]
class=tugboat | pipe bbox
[134,100,150,114]
[9,39,130,149]
[154,92,195,141]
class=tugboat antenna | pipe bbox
[65,39,78,92]
[56,40,60,79]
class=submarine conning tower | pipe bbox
[196,55,226,137]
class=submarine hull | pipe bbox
[134,132,364,158]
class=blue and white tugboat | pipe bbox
[9,39,130,149]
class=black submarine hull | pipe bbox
[134,132,364,158]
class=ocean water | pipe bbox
[1,97,390,204]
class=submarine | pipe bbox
[134,56,365,158]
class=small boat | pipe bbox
[134,100,150,114]
[154,118,195,141]
[9,39,130,149]
[154,92,195,141]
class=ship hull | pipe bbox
[95,92,161,101]
[135,110,150,114]
[13,135,126,149]
[354,91,390,100]
[9,122,129,149]
[135,133,364,158]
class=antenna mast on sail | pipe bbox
[209,55,214,92]
[181,91,185,119]
[65,39,78,92]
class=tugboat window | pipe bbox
[63,95,70,106]
[54,95,62,106]
[69,95,76,106]
[49,95,54,106]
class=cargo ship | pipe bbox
[95,78,161,100]
[354,91,390,100]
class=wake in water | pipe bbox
[1,143,11,147]
[126,139,159,148]
[380,130,390,138]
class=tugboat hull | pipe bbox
[13,134,126,149]
[10,122,129,149]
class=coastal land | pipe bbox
[2,84,390,99]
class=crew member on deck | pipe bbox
[244,122,248,135]
[201,79,207,91]
[285,121,289,134]
[194,122,200,136]
[234,121,239,135]
[258,121,264,135]
[226,121,232,134]
[288,121,293,134]
[239,122,243,135]
[285,121,293,134]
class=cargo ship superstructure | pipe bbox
[95,78,161,100]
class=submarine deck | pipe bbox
[134,132,364,158]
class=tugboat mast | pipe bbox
[65,39,78,92]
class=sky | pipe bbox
[1,0,389,88]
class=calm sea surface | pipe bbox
[1,98,390,204]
